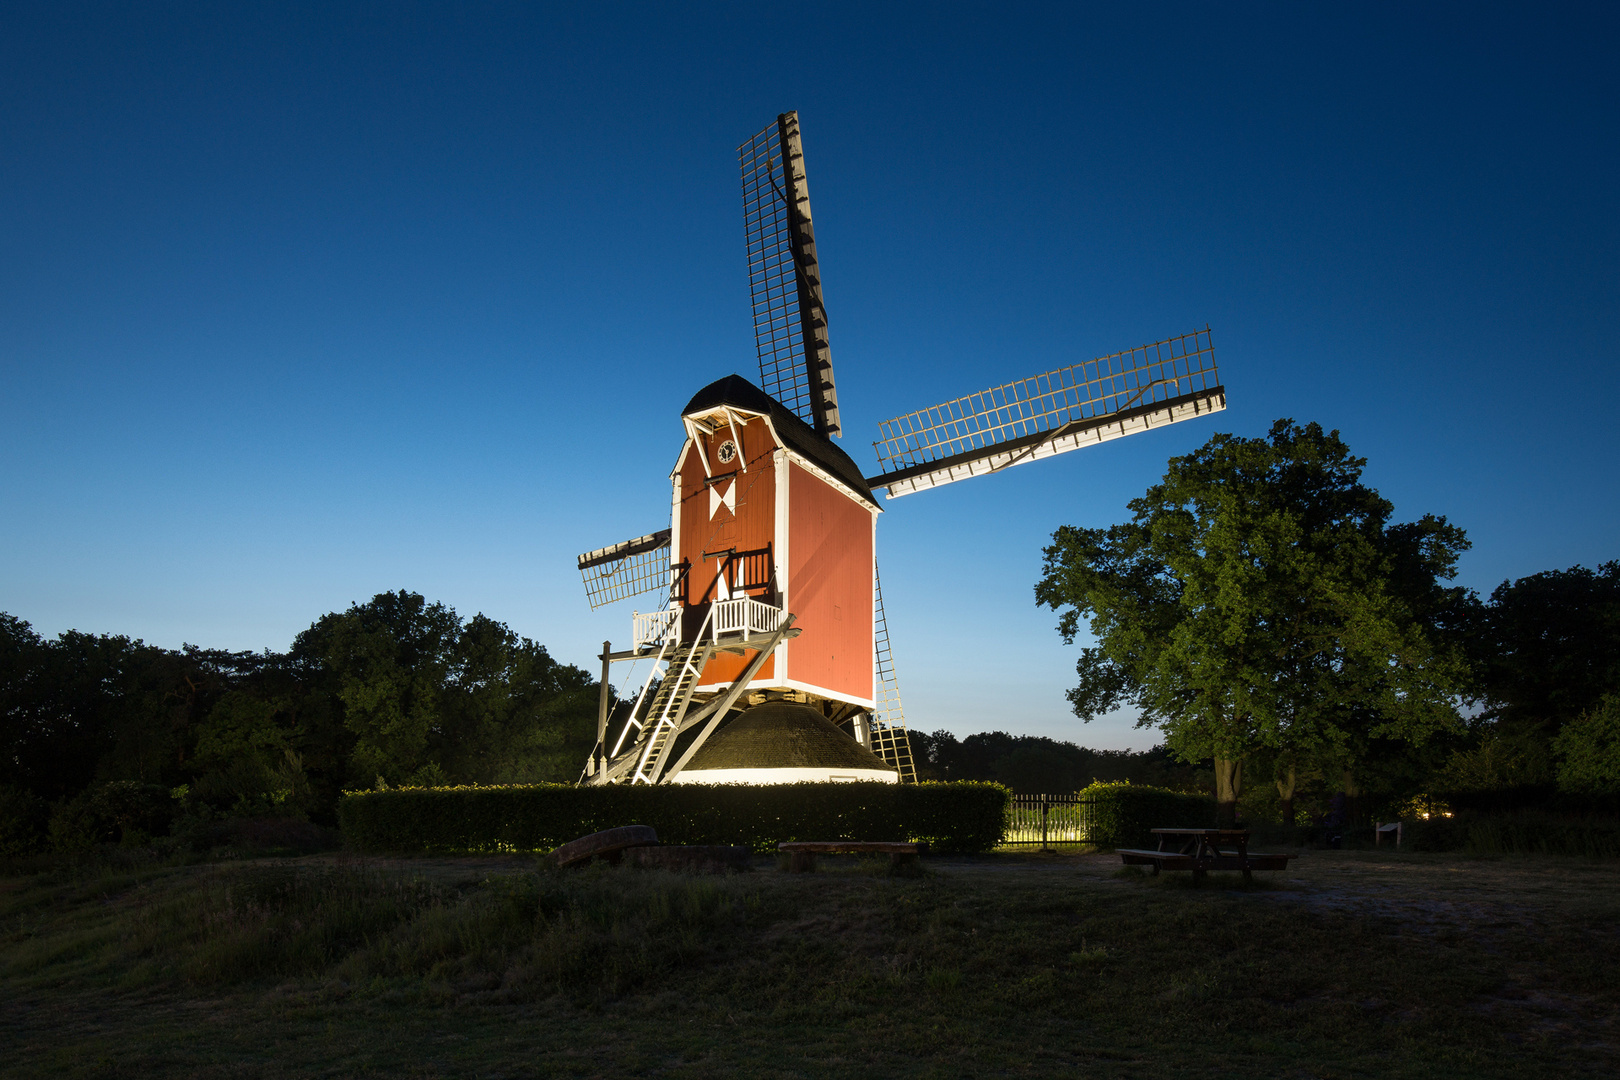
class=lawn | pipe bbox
[1,847,1615,1077]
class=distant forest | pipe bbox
[3,554,1619,854]
[0,591,603,852]
[910,731,1209,793]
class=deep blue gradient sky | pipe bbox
[3,3,1616,749]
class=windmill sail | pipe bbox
[577,529,672,609]
[867,329,1223,499]
[739,111,840,439]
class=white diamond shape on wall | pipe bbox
[709,480,735,519]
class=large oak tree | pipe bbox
[1035,419,1469,823]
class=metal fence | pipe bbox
[1004,795,1099,847]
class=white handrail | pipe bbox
[631,603,718,783]
[633,608,679,650]
[710,597,783,639]
[631,599,782,653]
[610,631,676,760]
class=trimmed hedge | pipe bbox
[338,781,1010,854]
[1078,781,1216,848]
[1406,811,1620,856]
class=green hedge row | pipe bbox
[1078,781,1216,848]
[338,781,1010,854]
[1406,811,1620,856]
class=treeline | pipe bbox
[909,731,1210,794]
[5,558,1617,853]
[1441,561,1620,805]
[0,591,599,853]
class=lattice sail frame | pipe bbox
[577,529,672,610]
[739,112,840,438]
[871,329,1221,491]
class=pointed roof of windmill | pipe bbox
[682,375,877,507]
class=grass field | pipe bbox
[2,847,1616,1078]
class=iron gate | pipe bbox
[1004,795,1099,847]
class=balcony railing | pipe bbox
[632,608,680,650]
[712,597,784,639]
[631,599,785,651]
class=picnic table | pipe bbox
[1117,828,1291,883]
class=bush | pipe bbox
[1554,695,1620,796]
[1403,811,1620,856]
[45,781,177,852]
[0,784,47,856]
[47,792,102,853]
[1077,781,1216,848]
[170,814,342,855]
[338,781,1009,854]
[1403,815,1470,852]
[1462,812,1620,857]
[90,781,176,843]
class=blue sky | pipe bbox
[2,3,1616,750]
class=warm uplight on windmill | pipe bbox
[573,111,1227,789]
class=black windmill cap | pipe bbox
[684,375,877,507]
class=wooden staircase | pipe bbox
[628,639,714,784]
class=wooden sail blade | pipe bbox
[867,329,1224,499]
[738,111,840,438]
[577,529,672,610]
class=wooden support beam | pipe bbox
[594,640,611,777]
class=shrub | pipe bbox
[44,781,177,852]
[1461,811,1620,857]
[1404,814,1470,852]
[90,781,176,844]
[1402,810,1620,856]
[47,792,101,853]
[1554,695,1620,796]
[0,784,47,856]
[169,814,342,855]
[338,781,1009,854]
[1077,781,1215,848]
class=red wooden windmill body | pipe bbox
[672,377,879,711]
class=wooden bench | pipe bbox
[1118,827,1292,883]
[551,825,659,868]
[778,841,924,873]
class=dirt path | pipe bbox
[929,847,1620,931]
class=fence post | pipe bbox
[1040,798,1050,852]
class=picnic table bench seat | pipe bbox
[1118,828,1293,883]
[777,841,924,872]
[1117,848,1291,873]
[1115,848,1195,867]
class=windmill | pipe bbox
[576,112,1225,786]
